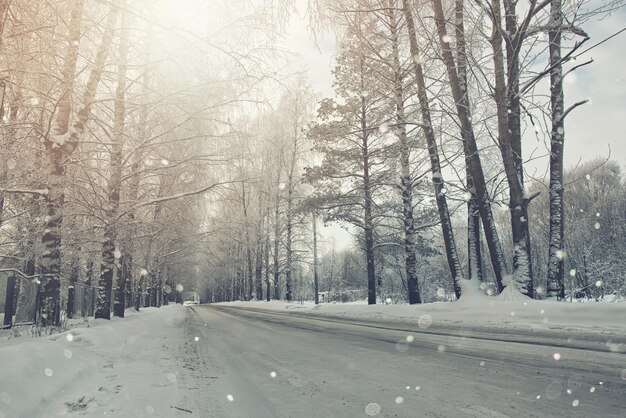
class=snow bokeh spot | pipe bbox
[270,371,277,378]
[140,269,148,276]
[546,381,563,400]
[194,336,199,342]
[415,386,420,391]
[480,361,485,367]
[176,284,184,292]
[441,34,451,43]
[395,340,409,353]
[572,399,580,407]
[113,250,121,259]
[145,405,154,414]
[418,314,432,329]
[395,396,404,404]
[553,353,561,361]
[64,349,72,359]
[437,344,446,353]
[385,297,392,304]
[406,335,414,343]
[166,373,177,383]
[66,333,74,342]
[569,269,577,277]
[595,280,602,287]
[227,394,234,402]
[44,368,53,377]
[405,386,410,390]
[589,386,596,393]
[364,402,381,416]
[594,222,600,230]
[436,288,445,298]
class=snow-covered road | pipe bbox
[1,303,624,417]
[178,305,625,417]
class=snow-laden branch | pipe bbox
[0,188,48,196]
[119,179,238,217]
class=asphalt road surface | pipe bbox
[173,305,625,418]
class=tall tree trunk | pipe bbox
[388,2,420,303]
[102,5,130,318]
[273,179,281,300]
[432,0,507,292]
[312,214,319,304]
[264,206,271,301]
[41,4,116,325]
[489,0,534,296]
[455,0,483,283]
[361,96,376,305]
[547,0,566,299]
[402,0,464,296]
[38,0,84,326]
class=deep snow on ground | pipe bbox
[0,305,192,418]
[216,298,626,338]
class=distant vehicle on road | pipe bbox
[183,300,199,306]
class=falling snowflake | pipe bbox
[441,34,451,43]
[364,403,381,416]
[417,314,433,329]
[227,394,234,402]
[270,371,277,378]
[553,353,561,361]
[66,333,74,342]
[594,222,600,230]
[406,335,414,343]
[569,269,577,277]
[572,399,580,407]
[44,368,53,377]
[395,396,404,404]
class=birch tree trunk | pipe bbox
[313,214,319,304]
[388,2,420,303]
[547,0,566,299]
[109,5,130,318]
[488,0,534,296]
[455,0,483,283]
[402,0,464,296]
[432,0,507,292]
[41,1,116,325]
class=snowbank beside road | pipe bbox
[0,305,189,418]
[214,299,626,352]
